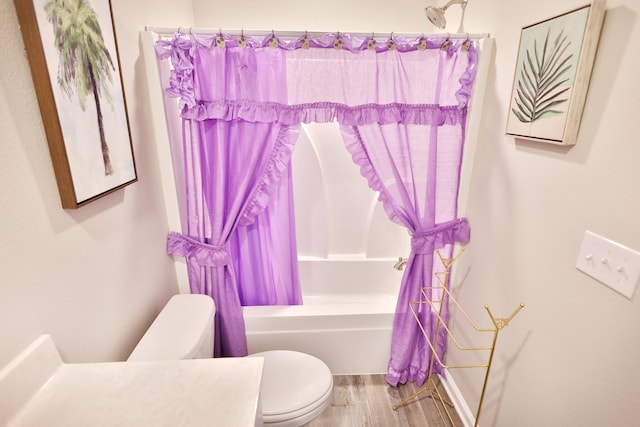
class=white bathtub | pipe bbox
[243,258,403,375]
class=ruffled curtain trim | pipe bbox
[341,127,473,235]
[456,44,479,109]
[166,124,298,256]
[386,364,435,388]
[340,125,404,224]
[182,101,466,126]
[411,218,471,254]
[155,35,195,111]
[166,232,230,267]
[237,125,299,227]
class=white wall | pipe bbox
[193,0,429,33]
[446,0,640,426]
[0,0,194,366]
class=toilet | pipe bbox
[249,350,333,427]
[127,294,333,427]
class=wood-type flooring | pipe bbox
[307,374,464,427]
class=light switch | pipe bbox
[576,231,640,299]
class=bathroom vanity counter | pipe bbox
[0,335,264,427]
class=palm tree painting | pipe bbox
[44,0,115,176]
[506,5,593,144]
[15,0,138,207]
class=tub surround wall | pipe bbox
[293,123,409,259]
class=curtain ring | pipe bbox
[417,33,427,51]
[387,31,396,50]
[334,31,343,49]
[441,33,451,51]
[462,32,471,51]
[301,30,310,49]
[216,28,225,48]
[368,31,377,50]
[269,30,278,49]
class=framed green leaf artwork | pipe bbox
[506,0,606,145]
[14,0,137,208]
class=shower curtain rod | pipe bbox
[146,27,490,40]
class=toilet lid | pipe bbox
[250,350,332,419]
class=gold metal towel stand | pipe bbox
[392,249,524,427]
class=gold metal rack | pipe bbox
[393,250,524,427]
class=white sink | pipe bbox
[0,335,264,427]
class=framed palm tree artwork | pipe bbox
[506,0,606,145]
[14,0,137,208]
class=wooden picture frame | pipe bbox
[14,0,137,209]
[505,0,606,145]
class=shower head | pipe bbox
[425,0,468,29]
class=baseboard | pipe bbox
[438,369,476,427]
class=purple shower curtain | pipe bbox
[157,33,478,375]
[285,38,478,385]
[166,119,300,357]
[229,164,301,306]
[340,124,471,386]
[159,35,301,357]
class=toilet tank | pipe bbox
[127,294,215,361]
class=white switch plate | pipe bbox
[576,231,640,299]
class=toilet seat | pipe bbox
[250,350,333,426]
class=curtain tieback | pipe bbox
[166,231,230,267]
[410,218,471,255]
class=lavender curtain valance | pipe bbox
[178,101,467,127]
[155,32,478,126]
